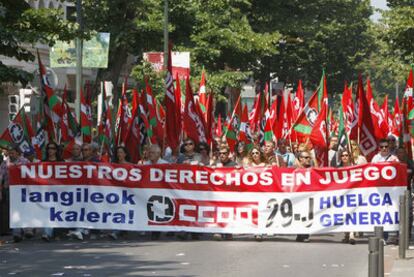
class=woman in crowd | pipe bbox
[42,142,64,242]
[235,141,249,166]
[337,149,357,244]
[246,145,266,167]
[197,142,211,166]
[245,145,267,241]
[350,140,367,165]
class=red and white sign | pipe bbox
[143,52,190,79]
[9,163,407,234]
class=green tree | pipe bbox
[0,0,75,86]
[248,0,375,94]
[381,0,414,62]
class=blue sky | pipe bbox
[371,0,388,21]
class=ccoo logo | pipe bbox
[147,195,175,223]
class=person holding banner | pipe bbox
[177,138,203,240]
[371,138,399,244]
[0,146,31,242]
[107,146,132,240]
[338,149,357,245]
[66,143,83,162]
[41,142,64,242]
[295,150,312,243]
[143,144,168,240]
[211,145,238,241]
[67,143,102,241]
[396,146,413,240]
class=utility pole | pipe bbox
[75,0,83,122]
[163,0,169,69]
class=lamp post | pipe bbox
[75,0,83,122]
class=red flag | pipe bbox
[183,76,207,143]
[292,90,319,135]
[403,68,413,112]
[380,95,392,136]
[37,50,58,141]
[216,113,223,138]
[165,43,180,150]
[401,97,412,160]
[115,82,132,145]
[285,93,298,141]
[239,104,252,145]
[60,85,79,143]
[249,91,267,132]
[310,95,329,166]
[341,82,354,135]
[125,90,141,163]
[357,76,378,160]
[293,80,305,116]
[393,91,402,137]
[198,70,208,119]
[80,89,92,143]
[366,79,388,139]
[0,107,37,157]
[97,84,113,152]
[205,93,214,144]
[144,80,160,144]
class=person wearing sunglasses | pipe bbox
[246,146,266,167]
[295,150,312,242]
[371,138,399,163]
[177,138,203,165]
[337,149,358,245]
[196,142,211,166]
[212,145,237,241]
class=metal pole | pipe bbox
[163,0,168,69]
[75,0,83,122]
[374,226,384,277]
[404,190,410,250]
[368,237,379,277]
[399,195,406,259]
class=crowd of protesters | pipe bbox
[0,133,413,245]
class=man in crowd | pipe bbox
[0,146,31,242]
[277,139,296,167]
[212,145,237,241]
[371,138,399,163]
[177,138,203,165]
[263,140,285,167]
[295,150,312,243]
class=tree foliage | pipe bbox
[380,1,414,62]
[0,0,76,86]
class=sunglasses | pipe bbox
[379,145,389,149]
[341,154,349,157]
[47,147,57,150]
[251,152,260,155]
[199,148,207,151]
[300,156,311,159]
[219,152,229,155]
[184,142,194,146]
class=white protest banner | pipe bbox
[9,162,406,234]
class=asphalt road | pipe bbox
[0,232,391,277]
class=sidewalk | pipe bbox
[389,243,414,277]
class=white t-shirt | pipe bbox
[371,153,399,163]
